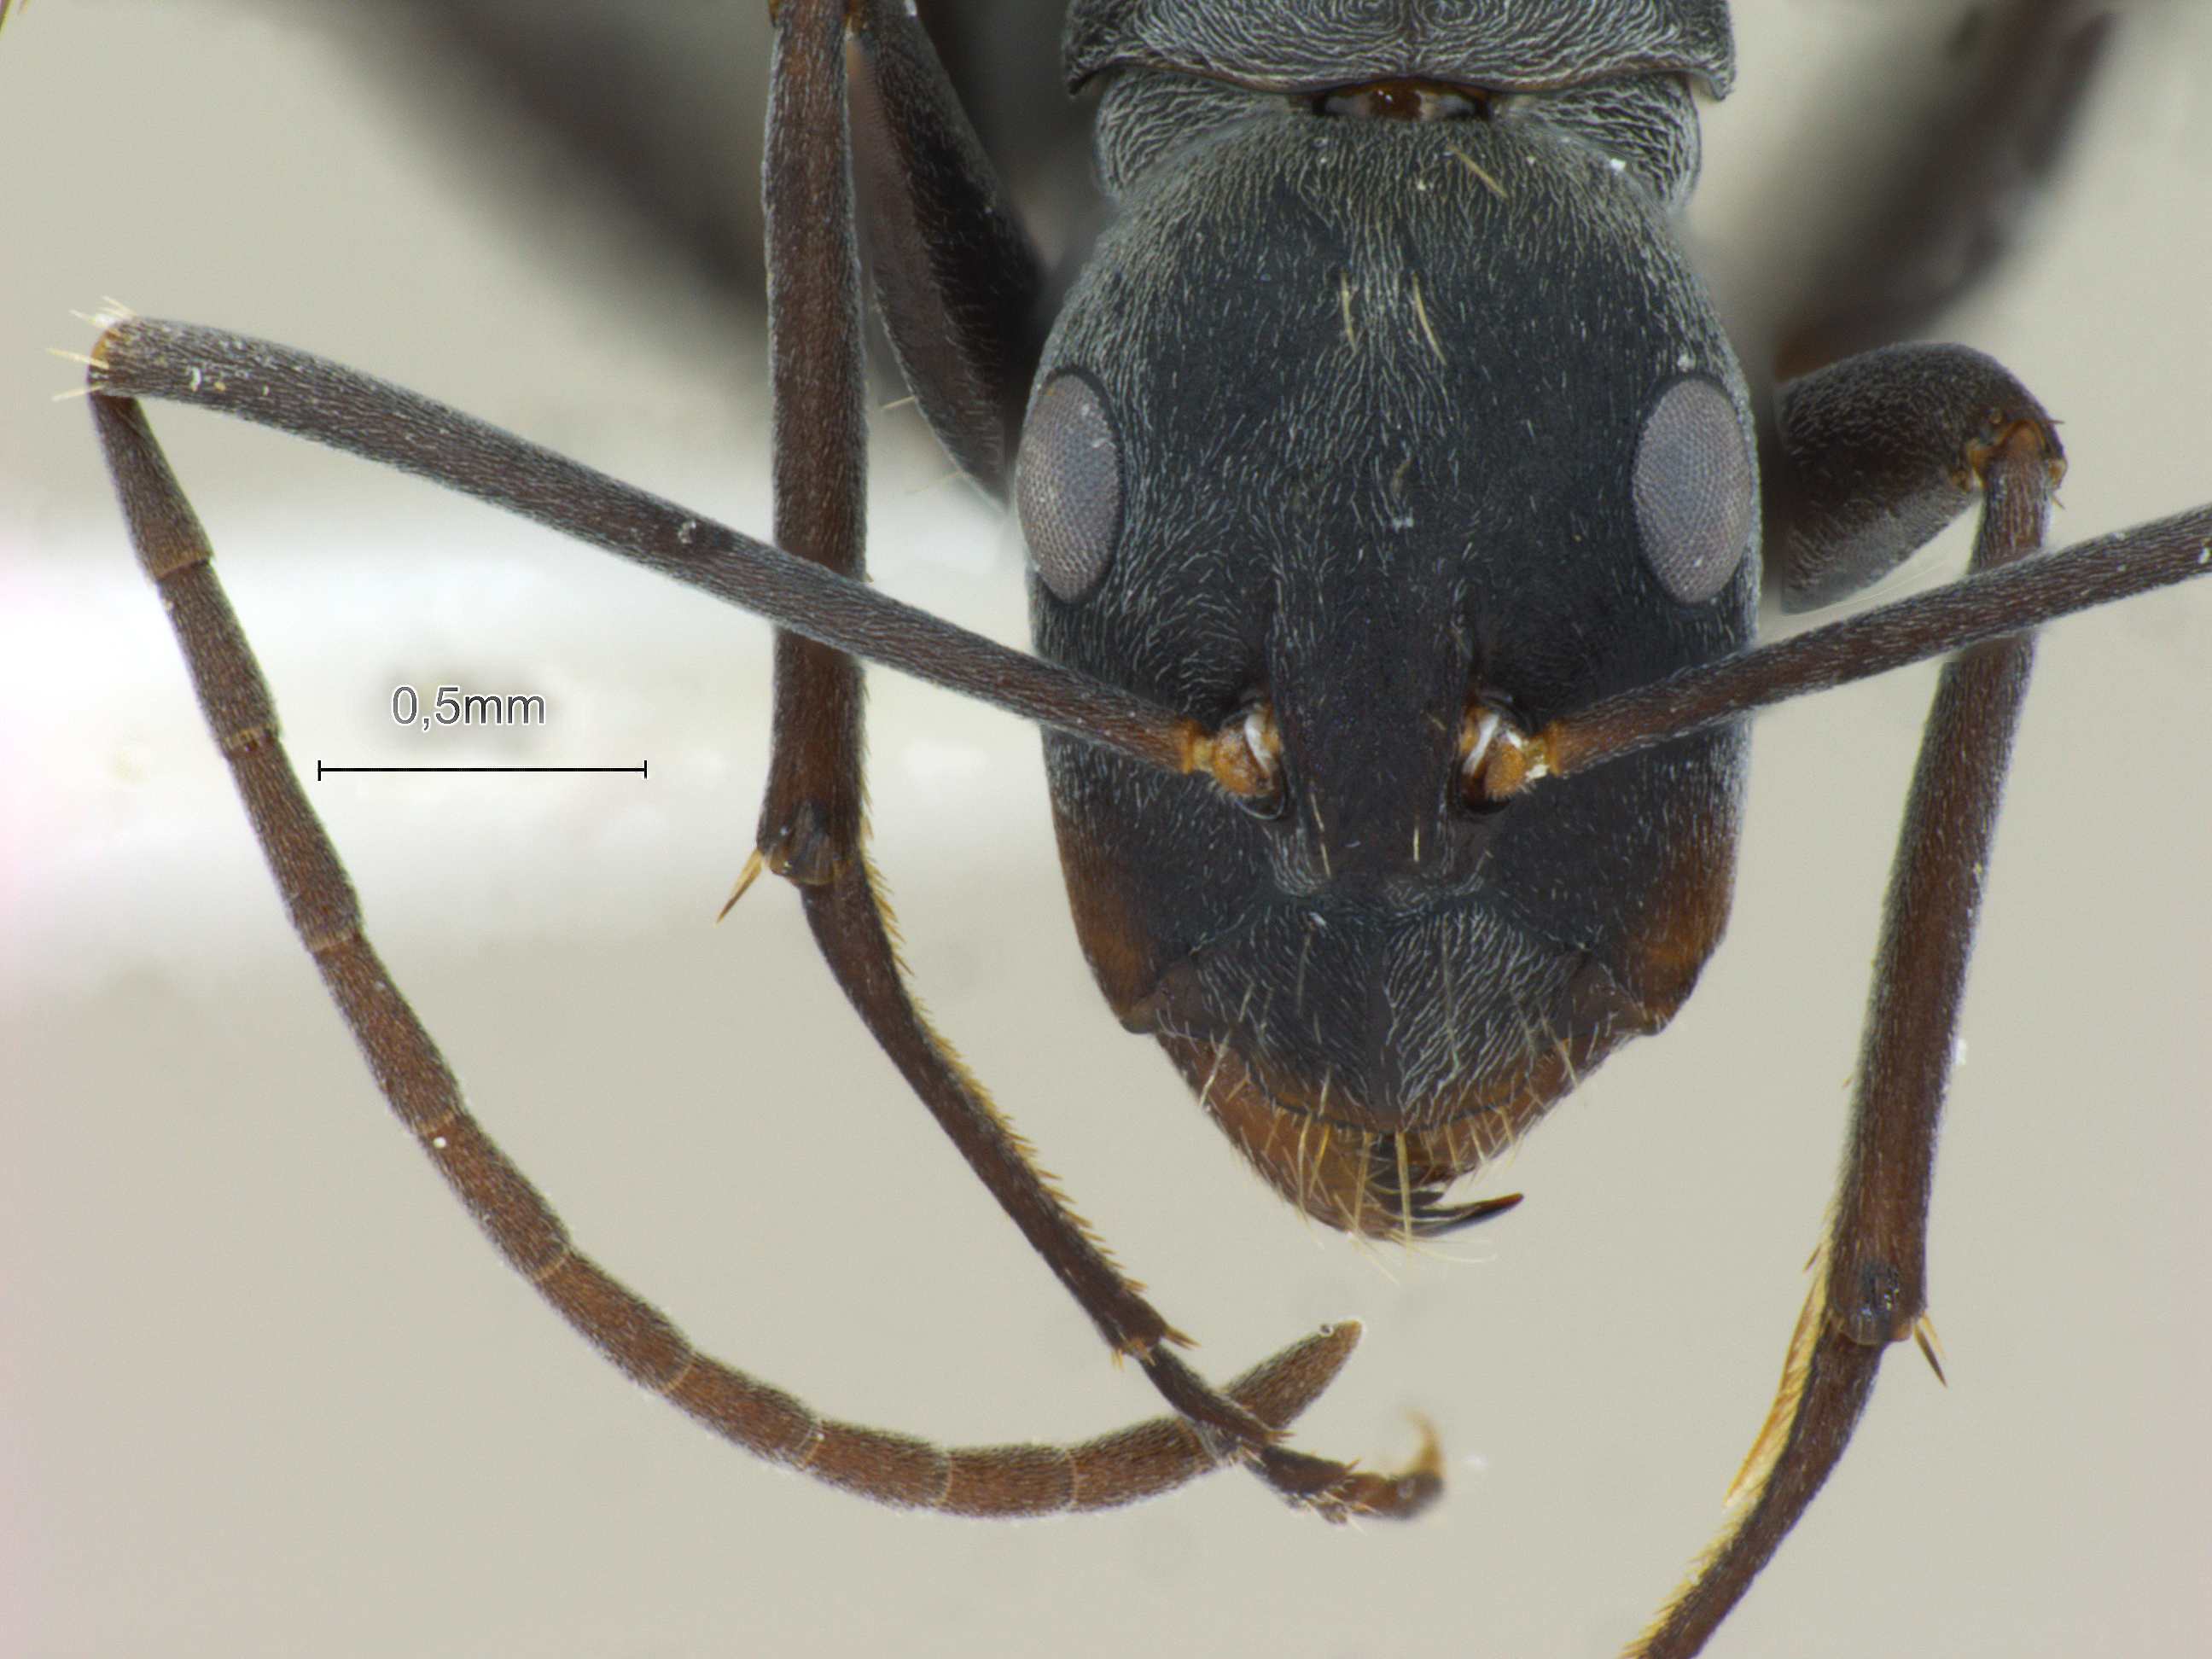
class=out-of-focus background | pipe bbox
[3,3,2207,1656]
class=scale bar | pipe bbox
[317,762,648,778]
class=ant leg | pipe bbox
[1764,0,2115,382]
[86,387,1363,1514]
[1767,344,2060,609]
[847,0,1045,496]
[1625,384,2064,1656]
[759,0,1429,1518]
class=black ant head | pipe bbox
[1020,89,1758,1236]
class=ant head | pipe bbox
[1020,106,1760,1235]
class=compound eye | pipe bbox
[1633,376,1754,605]
[1016,371,1123,602]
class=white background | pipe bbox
[3,3,2208,1656]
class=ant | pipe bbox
[9,3,2203,1659]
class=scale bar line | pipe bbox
[317,762,649,778]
